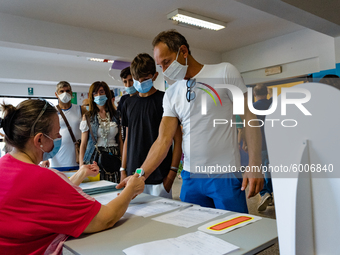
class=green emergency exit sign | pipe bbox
[28,87,34,95]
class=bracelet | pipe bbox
[170,168,178,173]
[171,166,178,170]
[120,167,126,172]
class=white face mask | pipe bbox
[163,48,188,81]
[58,92,72,103]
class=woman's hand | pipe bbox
[126,173,145,197]
[82,161,100,177]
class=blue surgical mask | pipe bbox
[94,95,107,106]
[125,85,137,94]
[133,78,154,93]
[85,106,89,111]
[41,134,62,161]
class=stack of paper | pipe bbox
[79,180,117,195]
[152,205,228,228]
[123,231,239,255]
[126,199,185,217]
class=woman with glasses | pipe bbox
[0,99,144,254]
[79,81,123,182]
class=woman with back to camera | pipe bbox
[79,81,123,181]
[0,99,144,255]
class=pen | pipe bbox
[178,204,194,211]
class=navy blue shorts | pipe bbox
[180,170,248,213]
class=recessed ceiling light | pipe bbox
[167,9,226,31]
[87,58,114,63]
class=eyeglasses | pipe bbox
[186,79,196,102]
[30,100,49,137]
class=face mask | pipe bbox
[85,106,89,111]
[163,48,188,81]
[58,92,72,103]
[133,78,154,93]
[125,85,137,94]
[40,134,62,161]
[94,95,107,106]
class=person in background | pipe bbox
[82,98,90,111]
[79,81,123,181]
[0,99,144,254]
[117,67,138,142]
[117,30,263,213]
[319,74,340,90]
[110,90,117,110]
[253,84,274,211]
[120,53,182,198]
[41,81,86,171]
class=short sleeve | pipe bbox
[37,170,101,237]
[79,120,89,132]
[224,63,247,100]
[162,91,177,118]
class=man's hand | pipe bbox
[40,160,50,168]
[241,170,264,198]
[162,175,175,193]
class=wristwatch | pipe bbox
[136,168,145,177]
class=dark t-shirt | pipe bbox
[118,94,131,141]
[121,90,172,184]
[253,98,272,151]
[117,94,130,113]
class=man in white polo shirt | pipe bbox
[117,30,263,213]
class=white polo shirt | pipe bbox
[163,62,247,173]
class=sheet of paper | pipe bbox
[151,205,228,228]
[92,191,119,205]
[79,180,116,190]
[126,199,185,218]
[123,231,239,255]
[198,213,262,234]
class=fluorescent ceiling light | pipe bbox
[167,9,226,31]
[87,58,114,63]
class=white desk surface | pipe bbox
[64,192,277,255]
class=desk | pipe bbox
[64,192,277,255]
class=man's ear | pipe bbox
[55,92,58,98]
[180,45,189,59]
[152,72,159,81]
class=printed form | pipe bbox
[152,205,229,228]
[123,231,239,255]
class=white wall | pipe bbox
[222,29,336,84]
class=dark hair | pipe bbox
[152,29,191,55]
[319,74,340,90]
[120,67,131,79]
[0,99,57,150]
[110,90,115,98]
[254,84,268,96]
[130,53,156,80]
[87,81,117,119]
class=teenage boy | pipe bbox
[117,30,263,213]
[117,67,138,141]
[120,53,182,198]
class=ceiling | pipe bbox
[0,0,339,86]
